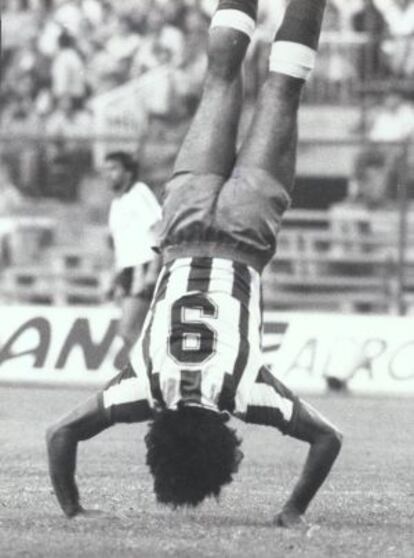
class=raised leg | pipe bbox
[235,0,327,191]
[173,0,258,178]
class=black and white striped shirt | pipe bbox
[131,256,262,414]
[103,256,296,431]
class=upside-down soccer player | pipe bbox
[47,0,343,528]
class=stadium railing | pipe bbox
[1,207,414,314]
[0,136,413,315]
[307,31,384,104]
[263,224,414,314]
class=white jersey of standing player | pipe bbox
[108,182,162,270]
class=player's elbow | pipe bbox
[325,427,343,457]
[46,424,58,448]
[46,424,66,450]
[313,423,343,459]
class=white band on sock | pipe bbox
[269,41,316,80]
[211,9,256,39]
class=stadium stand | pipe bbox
[1,0,414,313]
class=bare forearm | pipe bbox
[46,408,107,516]
[284,431,342,515]
[276,399,343,527]
[46,395,112,517]
[47,427,82,517]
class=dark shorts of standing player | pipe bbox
[114,264,156,301]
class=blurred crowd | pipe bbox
[1,0,214,200]
[1,0,414,205]
[2,0,414,126]
[1,0,213,128]
[1,0,414,310]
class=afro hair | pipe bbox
[145,405,243,508]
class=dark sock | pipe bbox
[275,0,326,50]
[217,0,258,21]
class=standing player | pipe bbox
[47,0,342,528]
[104,151,162,362]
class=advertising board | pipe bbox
[0,307,413,394]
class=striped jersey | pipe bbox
[129,256,263,414]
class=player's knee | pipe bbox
[207,28,250,81]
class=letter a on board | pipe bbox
[0,317,51,367]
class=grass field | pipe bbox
[1,386,413,558]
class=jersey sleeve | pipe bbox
[100,361,154,425]
[236,365,300,435]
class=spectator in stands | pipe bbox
[127,7,188,120]
[329,148,400,257]
[81,0,106,28]
[38,16,65,58]
[0,162,24,216]
[51,30,87,106]
[0,163,25,268]
[1,0,39,59]
[104,151,162,366]
[172,7,209,115]
[105,14,142,67]
[130,7,185,77]
[379,0,414,76]
[86,15,141,90]
[85,0,118,46]
[350,148,396,209]
[322,0,342,31]
[351,0,389,79]
[84,38,126,95]
[1,95,45,196]
[310,1,357,102]
[3,31,50,103]
[2,90,36,126]
[52,0,89,40]
[46,93,92,141]
[368,91,414,142]
[45,95,92,200]
[159,0,188,28]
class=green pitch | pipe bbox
[1,386,413,557]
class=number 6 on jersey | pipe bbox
[168,293,218,365]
